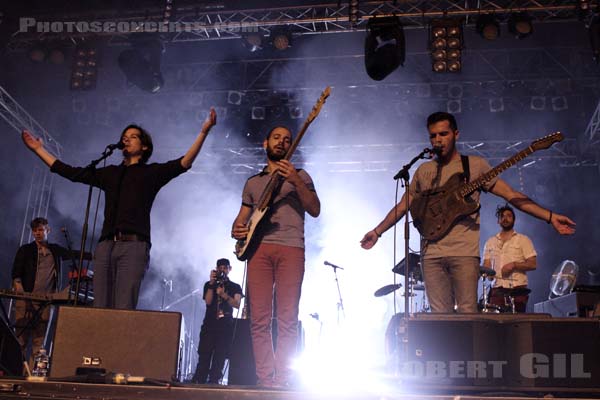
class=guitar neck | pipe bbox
[459,146,535,197]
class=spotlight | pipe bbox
[508,13,533,39]
[489,97,504,113]
[118,38,164,93]
[530,96,546,111]
[243,34,263,52]
[364,16,405,81]
[227,91,243,105]
[476,14,500,40]
[271,29,292,51]
[447,99,461,114]
[49,48,65,64]
[429,19,463,73]
[71,44,98,90]
[251,106,265,120]
[349,0,360,27]
[551,96,568,111]
[289,105,303,119]
[29,46,46,62]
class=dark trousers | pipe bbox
[93,240,150,309]
[192,318,234,384]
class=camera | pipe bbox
[215,270,228,286]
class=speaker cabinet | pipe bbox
[405,314,500,386]
[50,306,181,381]
[504,318,600,388]
[0,318,23,376]
[395,313,599,389]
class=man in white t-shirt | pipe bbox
[483,204,537,312]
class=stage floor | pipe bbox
[1,378,599,400]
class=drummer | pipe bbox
[482,204,537,312]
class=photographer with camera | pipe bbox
[191,258,243,384]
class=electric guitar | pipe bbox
[410,132,564,241]
[235,86,331,261]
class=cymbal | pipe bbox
[479,266,496,276]
[374,283,402,297]
[392,253,422,281]
[494,287,531,297]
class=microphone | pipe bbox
[107,142,125,150]
[431,146,442,156]
[324,261,344,270]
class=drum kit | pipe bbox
[374,253,428,313]
[375,257,530,314]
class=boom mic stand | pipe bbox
[71,146,119,306]
[392,148,433,364]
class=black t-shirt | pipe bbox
[51,158,187,242]
[202,279,243,323]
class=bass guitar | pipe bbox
[410,132,564,241]
[235,86,331,260]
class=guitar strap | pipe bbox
[460,155,470,184]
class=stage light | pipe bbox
[489,97,504,113]
[530,96,546,111]
[71,44,98,90]
[349,0,360,27]
[251,106,265,120]
[552,96,568,111]
[430,19,463,73]
[364,16,405,81]
[48,48,65,64]
[508,13,533,39]
[476,14,500,40]
[447,99,461,114]
[243,34,263,52]
[271,28,292,50]
[227,91,243,105]
[118,38,164,93]
[289,105,303,119]
[29,46,46,62]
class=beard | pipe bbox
[266,146,286,161]
[501,222,515,231]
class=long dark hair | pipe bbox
[120,124,154,163]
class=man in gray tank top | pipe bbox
[232,126,320,388]
[361,112,575,313]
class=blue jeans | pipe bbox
[93,240,150,309]
[422,256,480,313]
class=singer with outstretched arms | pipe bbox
[20,109,217,309]
[360,111,575,313]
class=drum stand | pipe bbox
[480,272,494,313]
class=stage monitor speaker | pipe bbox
[0,318,23,376]
[504,317,600,388]
[50,306,181,381]
[404,314,502,386]
[227,318,256,385]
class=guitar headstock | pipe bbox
[531,132,564,151]
[306,86,331,123]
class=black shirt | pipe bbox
[202,279,243,323]
[51,158,187,242]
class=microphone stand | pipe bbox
[71,146,118,306]
[393,148,432,365]
[62,228,80,302]
[325,263,345,325]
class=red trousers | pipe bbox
[247,243,304,386]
